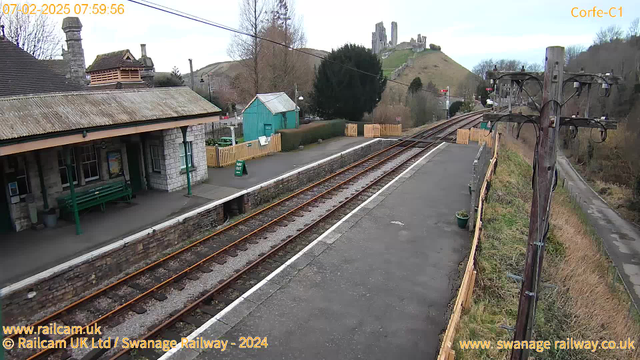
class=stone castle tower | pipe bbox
[62,17,87,86]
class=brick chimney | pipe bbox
[139,43,155,87]
[61,17,87,85]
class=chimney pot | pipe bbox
[141,44,147,57]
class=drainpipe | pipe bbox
[180,126,192,196]
[35,151,49,210]
[64,147,82,235]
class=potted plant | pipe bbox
[456,209,469,229]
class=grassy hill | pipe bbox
[380,48,478,97]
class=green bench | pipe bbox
[57,180,132,216]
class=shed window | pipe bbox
[179,142,193,170]
[58,149,78,187]
[150,145,162,172]
[80,145,100,182]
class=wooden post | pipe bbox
[463,270,477,310]
[510,46,564,360]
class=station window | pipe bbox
[150,145,162,173]
[179,142,193,170]
[58,149,78,187]
[80,145,100,182]
[6,155,30,198]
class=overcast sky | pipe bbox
[34,0,639,74]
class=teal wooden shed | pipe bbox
[242,92,298,141]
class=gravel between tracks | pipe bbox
[66,148,422,359]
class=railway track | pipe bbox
[6,111,485,360]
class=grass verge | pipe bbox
[453,138,640,359]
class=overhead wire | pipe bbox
[126,0,448,97]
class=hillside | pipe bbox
[382,49,478,96]
[183,48,328,90]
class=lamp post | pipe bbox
[199,73,212,103]
[294,83,304,126]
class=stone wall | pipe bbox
[2,203,224,324]
[163,125,208,192]
[1,139,393,323]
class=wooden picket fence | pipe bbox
[206,133,281,167]
[437,134,500,360]
[345,123,358,137]
[364,124,402,138]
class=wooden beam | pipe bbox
[483,113,617,129]
[0,116,220,156]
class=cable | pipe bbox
[127,0,447,97]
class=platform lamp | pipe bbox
[199,73,213,103]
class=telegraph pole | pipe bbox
[483,54,619,359]
[188,59,195,90]
[510,46,564,360]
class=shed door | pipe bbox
[264,124,273,137]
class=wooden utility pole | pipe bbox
[483,47,620,360]
[510,46,564,360]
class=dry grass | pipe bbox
[549,190,640,359]
[454,136,640,359]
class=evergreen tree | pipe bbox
[312,44,386,121]
[408,77,423,94]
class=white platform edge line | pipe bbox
[157,142,447,359]
[1,139,393,297]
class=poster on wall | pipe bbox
[107,150,123,178]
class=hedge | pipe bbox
[278,119,346,151]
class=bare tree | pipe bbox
[227,0,267,96]
[472,59,494,79]
[594,25,624,45]
[565,45,585,65]
[0,5,62,59]
[260,0,307,97]
[526,62,544,72]
[627,18,639,39]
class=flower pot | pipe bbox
[456,214,469,229]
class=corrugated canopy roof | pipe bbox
[0,87,221,141]
[245,92,296,115]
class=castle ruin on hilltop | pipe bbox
[371,21,427,55]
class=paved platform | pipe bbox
[168,143,479,360]
[557,154,640,309]
[0,137,373,288]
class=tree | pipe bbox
[472,59,494,79]
[408,77,423,94]
[627,18,639,39]
[154,66,184,87]
[476,83,489,106]
[0,7,61,59]
[525,62,544,72]
[227,0,267,95]
[565,45,585,65]
[312,44,387,121]
[260,0,307,98]
[594,25,623,44]
[425,80,438,93]
[449,101,463,116]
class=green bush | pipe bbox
[278,120,346,151]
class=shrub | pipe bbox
[278,120,346,151]
[429,43,441,50]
